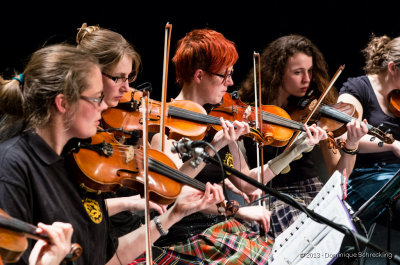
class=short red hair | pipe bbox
[172,29,238,86]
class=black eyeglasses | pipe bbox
[102,72,136,84]
[80,92,104,106]
[203,69,234,80]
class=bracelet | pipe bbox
[153,216,168,236]
[342,146,359,155]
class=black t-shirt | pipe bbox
[63,135,142,239]
[0,132,116,265]
[339,75,400,167]
[154,143,231,247]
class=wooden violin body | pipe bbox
[388,89,400,118]
[68,131,183,204]
[209,92,305,146]
[103,90,310,147]
[101,90,209,141]
[67,131,210,205]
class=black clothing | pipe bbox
[154,145,232,247]
[339,75,400,168]
[0,132,115,265]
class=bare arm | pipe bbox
[321,118,369,176]
[106,183,224,265]
[338,93,399,155]
[106,195,167,216]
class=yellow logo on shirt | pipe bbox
[224,152,234,176]
[82,197,103,224]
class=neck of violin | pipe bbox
[262,111,306,131]
[319,105,373,131]
[148,157,206,191]
[168,106,221,126]
[0,215,49,242]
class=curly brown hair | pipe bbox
[239,35,337,105]
[362,34,400,74]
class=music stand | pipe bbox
[352,169,400,265]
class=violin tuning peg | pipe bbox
[378,141,384,148]
[386,128,392,134]
[378,123,384,129]
[370,136,376,142]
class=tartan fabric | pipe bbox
[267,177,323,238]
[168,218,274,265]
[128,246,209,265]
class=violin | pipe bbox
[0,209,82,263]
[388,89,400,118]
[102,90,306,146]
[102,89,210,141]
[67,131,207,204]
[209,91,306,147]
[289,93,394,146]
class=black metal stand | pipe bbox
[351,170,400,265]
[202,154,400,264]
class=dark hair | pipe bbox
[240,34,336,104]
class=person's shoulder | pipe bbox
[343,75,369,86]
[340,75,370,93]
[0,135,24,159]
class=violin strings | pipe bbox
[133,150,206,191]
[170,105,306,131]
[319,105,373,131]
[261,111,305,130]
[169,106,221,125]
[149,159,206,191]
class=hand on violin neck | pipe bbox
[344,118,369,149]
[305,124,328,146]
[211,118,250,151]
[29,222,73,265]
[170,183,225,220]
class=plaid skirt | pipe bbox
[168,218,274,265]
[266,177,323,238]
[128,246,208,265]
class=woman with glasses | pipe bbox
[143,28,331,265]
[75,22,168,239]
[337,34,400,226]
[0,44,225,265]
[239,34,368,238]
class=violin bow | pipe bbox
[253,52,265,205]
[141,89,153,264]
[159,22,172,152]
[284,64,345,151]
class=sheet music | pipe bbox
[268,171,356,265]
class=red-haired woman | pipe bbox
[147,29,328,265]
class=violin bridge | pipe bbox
[124,146,135,164]
[244,106,251,120]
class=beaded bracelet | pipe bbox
[154,216,168,236]
[342,146,359,155]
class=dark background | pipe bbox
[1,1,399,101]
